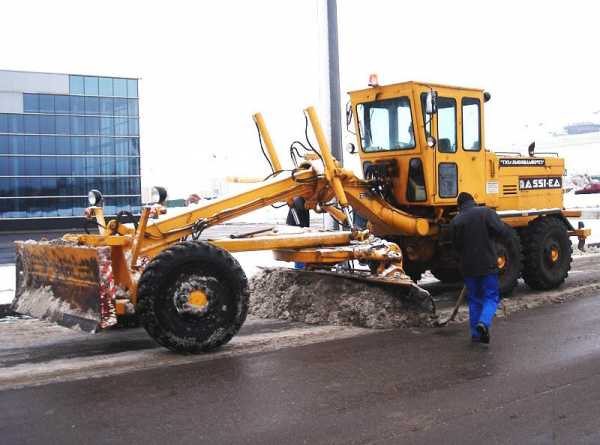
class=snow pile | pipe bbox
[0,265,15,306]
[248,268,434,329]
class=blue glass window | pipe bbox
[86,157,100,175]
[57,198,74,217]
[41,157,57,175]
[55,136,70,155]
[114,98,128,116]
[56,157,71,176]
[127,79,138,98]
[8,114,23,133]
[130,177,141,195]
[85,116,100,135]
[24,115,40,134]
[116,158,128,175]
[24,94,39,112]
[0,159,11,177]
[43,198,58,217]
[70,116,84,135]
[70,75,84,95]
[9,136,24,154]
[0,114,8,132]
[99,97,114,115]
[129,157,140,174]
[56,177,72,195]
[25,156,41,175]
[55,115,70,135]
[84,76,99,96]
[100,157,115,175]
[103,177,116,195]
[86,136,100,155]
[41,136,56,154]
[128,119,139,136]
[84,97,100,115]
[113,78,127,97]
[127,99,139,117]
[72,157,86,175]
[39,115,56,134]
[0,178,11,195]
[99,77,113,96]
[73,197,86,215]
[39,95,55,113]
[128,138,140,156]
[116,177,129,194]
[115,138,128,155]
[71,136,86,154]
[23,135,40,154]
[0,135,8,154]
[114,117,128,136]
[100,117,114,136]
[54,95,70,114]
[70,96,85,114]
[100,137,114,155]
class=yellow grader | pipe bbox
[13,79,590,353]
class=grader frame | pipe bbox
[14,80,590,352]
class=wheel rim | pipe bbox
[497,254,507,271]
[543,239,562,268]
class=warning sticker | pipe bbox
[519,177,562,190]
[486,180,499,194]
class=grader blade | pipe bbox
[13,242,117,333]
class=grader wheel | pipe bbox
[136,241,249,353]
[495,224,523,296]
[521,217,572,290]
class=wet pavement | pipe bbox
[1,290,600,444]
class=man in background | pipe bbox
[451,192,511,344]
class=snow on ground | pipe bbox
[0,265,15,305]
[564,190,600,210]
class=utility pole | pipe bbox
[327,0,343,165]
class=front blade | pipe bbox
[13,242,117,333]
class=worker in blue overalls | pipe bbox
[451,192,511,344]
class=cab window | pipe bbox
[462,98,481,151]
[357,97,415,152]
[437,97,457,153]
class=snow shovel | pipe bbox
[433,285,467,327]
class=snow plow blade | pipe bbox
[13,242,117,333]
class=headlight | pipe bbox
[151,186,168,205]
[88,189,103,207]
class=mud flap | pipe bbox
[12,242,117,333]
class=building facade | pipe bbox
[0,69,141,230]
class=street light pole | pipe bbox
[326,0,342,165]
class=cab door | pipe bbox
[430,92,486,204]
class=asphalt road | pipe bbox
[1,289,600,444]
[0,255,599,443]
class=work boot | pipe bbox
[476,322,490,344]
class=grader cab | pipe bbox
[13,79,590,353]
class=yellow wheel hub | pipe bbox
[550,247,560,263]
[188,290,208,309]
[497,255,506,270]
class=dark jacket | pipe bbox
[450,200,510,277]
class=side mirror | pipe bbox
[345,102,353,131]
[425,91,438,114]
[345,142,357,154]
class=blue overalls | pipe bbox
[463,274,500,339]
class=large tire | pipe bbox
[496,224,523,296]
[521,217,572,290]
[136,241,249,353]
[431,267,462,284]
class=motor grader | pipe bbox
[13,79,590,353]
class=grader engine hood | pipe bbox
[13,242,118,332]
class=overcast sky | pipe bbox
[2,0,599,196]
